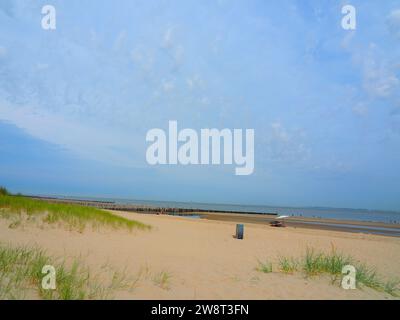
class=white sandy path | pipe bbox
[0,211,399,299]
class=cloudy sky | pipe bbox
[1,0,400,210]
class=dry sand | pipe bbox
[0,211,399,299]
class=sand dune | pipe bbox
[1,211,399,299]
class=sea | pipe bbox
[52,195,400,224]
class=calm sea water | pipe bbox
[58,196,400,224]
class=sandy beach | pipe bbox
[1,209,399,300]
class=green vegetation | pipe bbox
[0,243,146,299]
[0,244,103,299]
[383,279,400,296]
[300,248,400,295]
[256,260,273,273]
[257,248,400,297]
[355,263,381,290]
[152,271,172,290]
[0,186,9,196]
[302,248,352,276]
[278,256,299,274]
[0,243,174,299]
[0,194,150,232]
[108,266,142,291]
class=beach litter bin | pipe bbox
[236,224,244,239]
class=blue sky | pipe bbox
[1,0,400,210]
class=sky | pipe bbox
[0,0,400,211]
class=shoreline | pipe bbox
[23,195,279,216]
[23,195,400,237]
[199,212,400,237]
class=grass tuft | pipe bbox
[256,260,273,273]
[302,247,352,276]
[383,279,400,297]
[355,263,381,290]
[278,257,299,274]
[152,271,171,290]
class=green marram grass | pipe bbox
[0,243,103,299]
[256,260,273,273]
[0,194,151,232]
[302,248,352,276]
[257,248,400,297]
[0,243,144,299]
[301,248,400,295]
[278,256,299,274]
[152,271,172,290]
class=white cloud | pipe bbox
[160,25,185,70]
[259,122,310,163]
[0,99,145,167]
[364,71,399,98]
[364,66,399,98]
[352,43,400,99]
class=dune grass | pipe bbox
[257,248,400,297]
[0,243,174,299]
[302,248,352,276]
[152,271,172,290]
[278,257,299,274]
[0,194,150,232]
[0,244,102,299]
[0,243,147,299]
[256,260,273,273]
[300,248,399,294]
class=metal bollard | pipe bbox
[236,224,244,239]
